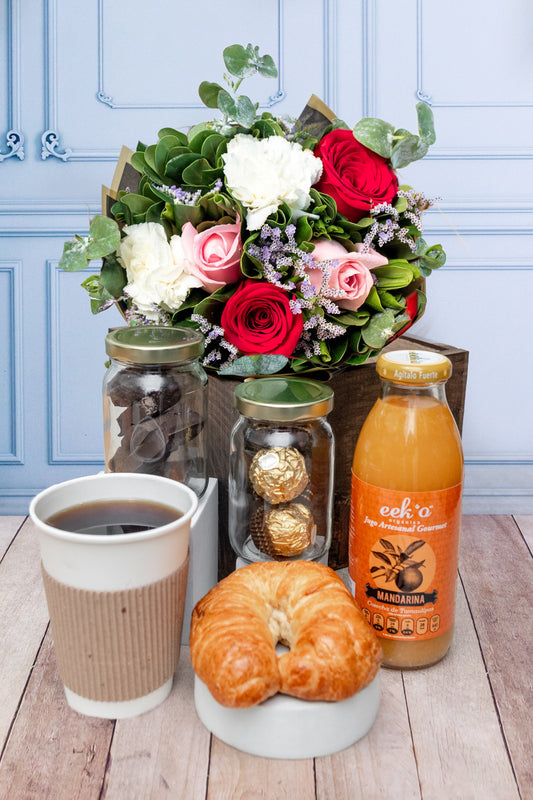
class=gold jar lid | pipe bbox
[105,326,204,364]
[376,349,452,384]
[234,377,334,421]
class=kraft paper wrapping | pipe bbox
[42,553,189,703]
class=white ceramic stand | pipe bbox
[194,672,380,759]
[182,477,219,643]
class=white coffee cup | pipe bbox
[30,472,198,719]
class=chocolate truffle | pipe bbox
[249,447,308,504]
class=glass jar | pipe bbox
[103,326,208,498]
[229,377,334,564]
[349,349,464,669]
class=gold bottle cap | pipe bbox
[234,377,333,421]
[376,349,452,384]
[105,326,204,364]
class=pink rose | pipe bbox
[181,219,243,293]
[306,239,387,311]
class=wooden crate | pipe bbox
[206,337,469,578]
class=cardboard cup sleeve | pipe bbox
[42,552,189,703]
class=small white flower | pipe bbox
[117,222,202,321]
[222,134,323,231]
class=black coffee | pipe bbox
[45,499,182,536]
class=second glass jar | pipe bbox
[229,377,334,564]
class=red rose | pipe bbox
[221,280,303,357]
[313,130,398,222]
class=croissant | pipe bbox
[189,560,382,708]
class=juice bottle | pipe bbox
[348,350,463,669]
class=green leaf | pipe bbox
[165,152,199,182]
[257,54,278,78]
[59,238,89,272]
[391,134,428,169]
[218,89,237,119]
[173,203,204,232]
[158,127,188,145]
[182,158,222,187]
[155,135,183,174]
[86,216,121,259]
[201,133,226,165]
[394,196,409,214]
[372,264,415,290]
[235,95,256,128]
[198,81,224,109]
[188,129,216,153]
[416,102,436,146]
[363,285,384,312]
[335,309,370,326]
[377,290,406,311]
[118,193,154,218]
[219,354,288,376]
[100,254,127,298]
[362,310,396,349]
[353,118,395,159]
[223,44,255,78]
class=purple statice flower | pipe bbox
[153,183,202,206]
[191,313,238,369]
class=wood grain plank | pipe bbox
[206,733,315,800]
[403,583,519,800]
[315,670,421,800]
[0,518,50,746]
[0,516,24,559]
[0,632,113,800]
[460,515,533,796]
[514,515,533,553]
[103,649,211,800]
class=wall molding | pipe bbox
[41,0,72,161]
[96,1,285,109]
[416,0,533,110]
[0,262,24,463]
[362,0,533,160]
[47,261,106,464]
[0,0,24,162]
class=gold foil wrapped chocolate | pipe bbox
[263,503,315,557]
[249,447,308,504]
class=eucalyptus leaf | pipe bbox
[353,118,395,159]
[391,134,428,169]
[223,44,256,78]
[218,89,237,119]
[86,216,121,259]
[257,54,277,78]
[416,102,436,145]
[198,81,224,109]
[59,238,89,272]
[235,95,256,127]
[219,354,288,376]
[362,310,396,349]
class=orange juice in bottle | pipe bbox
[348,350,463,669]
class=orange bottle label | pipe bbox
[348,474,462,641]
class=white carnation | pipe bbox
[117,222,202,321]
[222,134,323,231]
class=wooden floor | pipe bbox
[0,515,531,800]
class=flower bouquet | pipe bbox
[60,43,445,377]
